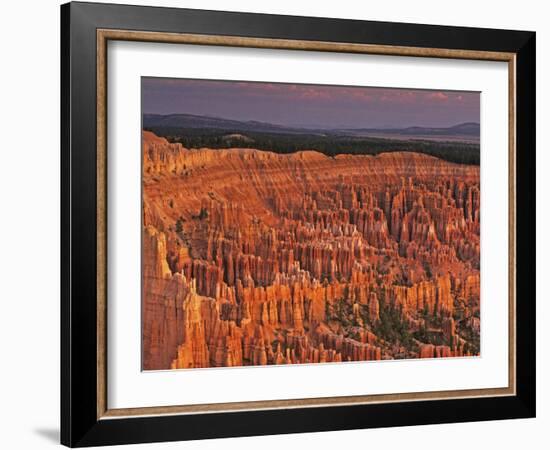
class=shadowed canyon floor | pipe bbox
[142,131,480,370]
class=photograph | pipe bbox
[50,0,537,446]
[141,78,481,370]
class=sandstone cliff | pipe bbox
[142,131,480,369]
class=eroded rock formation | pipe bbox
[142,131,481,370]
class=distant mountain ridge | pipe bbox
[343,122,480,137]
[143,113,312,135]
[143,113,480,138]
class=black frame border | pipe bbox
[61,2,536,447]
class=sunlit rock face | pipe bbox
[141,131,480,370]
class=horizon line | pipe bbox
[142,112,480,132]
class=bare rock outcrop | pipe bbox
[142,132,480,369]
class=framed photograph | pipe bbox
[61,1,535,447]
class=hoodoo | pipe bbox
[142,131,480,370]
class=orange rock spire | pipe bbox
[142,132,480,369]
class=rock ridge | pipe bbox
[142,132,480,370]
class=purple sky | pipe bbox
[142,77,480,129]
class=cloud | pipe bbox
[298,88,332,100]
[426,92,449,101]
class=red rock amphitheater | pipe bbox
[141,131,480,370]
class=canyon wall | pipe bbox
[142,131,481,370]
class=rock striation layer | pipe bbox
[142,131,481,370]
